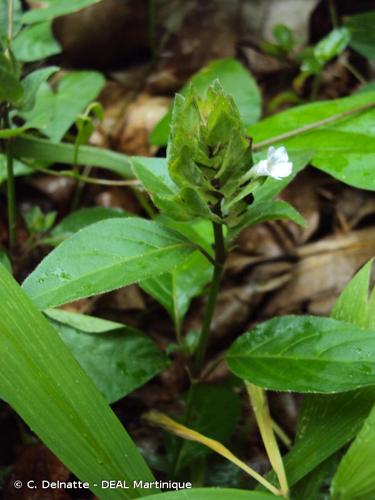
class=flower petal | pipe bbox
[269,161,293,179]
[251,159,270,177]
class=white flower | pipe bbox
[251,146,293,180]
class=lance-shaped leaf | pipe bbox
[151,58,261,146]
[46,308,168,404]
[228,200,306,239]
[141,218,213,329]
[226,315,375,393]
[330,262,375,499]
[249,90,375,190]
[0,264,155,499]
[143,489,275,500]
[260,261,375,490]
[23,218,194,309]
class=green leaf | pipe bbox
[0,264,155,499]
[143,489,275,500]
[226,315,375,393]
[249,91,375,190]
[22,0,101,24]
[345,11,375,59]
[22,205,56,235]
[141,218,213,328]
[46,308,168,404]
[13,136,134,178]
[331,259,374,329]
[19,71,105,142]
[264,261,375,489]
[174,384,240,473]
[301,28,351,73]
[0,55,23,104]
[329,261,375,499]
[23,218,194,309]
[48,207,130,245]
[141,251,212,330]
[273,24,295,53]
[12,21,62,62]
[151,59,261,146]
[18,66,59,111]
[331,406,375,498]
[229,200,306,239]
[132,157,178,198]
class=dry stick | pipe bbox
[252,101,375,152]
[246,383,289,497]
[145,411,282,497]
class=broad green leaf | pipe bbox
[330,262,375,499]
[345,11,375,59]
[46,309,168,404]
[249,91,375,190]
[143,489,275,500]
[14,136,134,178]
[22,0,101,24]
[226,315,375,393]
[132,157,178,198]
[0,264,155,499]
[172,384,240,473]
[23,218,194,309]
[228,200,306,240]
[0,57,23,104]
[48,207,130,245]
[141,218,213,329]
[265,261,375,489]
[151,58,261,146]
[19,71,105,142]
[18,66,59,111]
[141,251,212,329]
[12,21,62,62]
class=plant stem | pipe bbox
[328,0,338,28]
[194,221,226,372]
[4,112,16,250]
[7,0,14,40]
[252,101,375,151]
[246,382,289,497]
[343,60,367,85]
[26,163,140,187]
[171,220,226,477]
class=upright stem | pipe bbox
[4,112,16,250]
[171,220,226,477]
[194,221,226,372]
